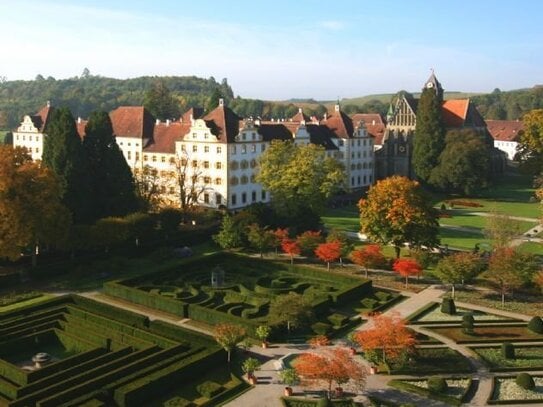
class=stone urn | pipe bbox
[284,386,293,397]
[32,352,51,369]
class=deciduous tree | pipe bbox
[281,239,301,264]
[393,258,422,288]
[296,230,324,257]
[214,324,246,363]
[295,347,366,399]
[246,223,276,258]
[358,176,439,258]
[268,292,313,332]
[434,252,484,298]
[352,313,416,364]
[534,270,543,294]
[314,241,342,271]
[350,244,386,277]
[213,214,243,250]
[326,229,353,266]
[0,146,70,264]
[517,109,543,174]
[484,210,522,249]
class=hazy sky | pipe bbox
[1,0,541,100]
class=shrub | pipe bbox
[242,357,261,376]
[501,342,515,359]
[527,316,543,334]
[327,313,349,327]
[279,368,299,386]
[311,322,332,335]
[427,376,448,393]
[196,381,224,398]
[515,373,535,390]
[440,298,456,315]
[462,313,474,335]
[164,397,193,407]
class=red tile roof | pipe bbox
[109,106,155,139]
[203,105,242,143]
[30,104,53,131]
[351,113,386,145]
[486,120,523,142]
[322,107,354,138]
[145,121,191,153]
[442,99,469,127]
[290,108,311,123]
[181,107,204,123]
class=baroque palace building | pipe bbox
[12,100,376,210]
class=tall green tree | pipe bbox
[412,87,445,183]
[517,109,543,175]
[42,107,90,223]
[257,140,345,216]
[430,129,491,195]
[143,80,181,120]
[83,111,138,221]
[206,88,223,112]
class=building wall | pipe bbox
[12,116,44,161]
[494,140,518,161]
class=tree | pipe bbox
[430,129,491,195]
[257,140,345,216]
[534,270,543,294]
[213,214,243,250]
[42,107,90,223]
[125,212,155,247]
[134,165,165,211]
[143,80,181,120]
[314,241,341,271]
[294,347,366,399]
[484,248,528,305]
[358,176,439,258]
[242,357,261,379]
[434,252,484,298]
[412,86,445,183]
[172,151,210,217]
[246,223,276,258]
[393,258,422,288]
[296,230,324,257]
[214,324,246,363]
[326,229,353,266]
[206,88,223,112]
[517,109,543,174]
[91,217,129,253]
[83,111,138,221]
[350,244,386,277]
[484,210,522,249]
[255,325,272,346]
[273,228,289,255]
[352,313,416,365]
[281,239,301,264]
[0,146,70,264]
[268,292,313,332]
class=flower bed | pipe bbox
[427,325,542,344]
[473,346,543,371]
[390,347,473,374]
[409,303,514,324]
[388,377,472,406]
[489,376,543,404]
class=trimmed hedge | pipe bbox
[196,380,223,398]
[516,373,535,390]
[72,295,149,328]
[388,378,472,406]
[501,342,515,360]
[0,296,72,320]
[527,316,543,334]
[441,298,456,315]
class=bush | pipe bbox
[196,381,224,398]
[164,397,193,407]
[311,322,332,335]
[462,313,474,335]
[441,298,456,315]
[515,373,535,390]
[501,342,515,359]
[527,316,543,334]
[427,376,448,393]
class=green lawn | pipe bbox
[322,206,360,232]
[428,325,542,343]
[454,290,542,317]
[390,347,472,374]
[438,227,491,250]
[440,212,537,231]
[517,241,543,255]
[473,345,543,370]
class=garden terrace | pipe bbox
[406,302,521,325]
[0,295,239,407]
[104,253,387,337]
[386,347,473,375]
[488,375,543,404]
[388,377,473,406]
[426,324,543,344]
[471,345,543,372]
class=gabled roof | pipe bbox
[109,106,155,139]
[145,121,191,153]
[181,107,204,123]
[30,104,54,132]
[203,105,242,143]
[351,113,386,145]
[486,120,523,142]
[290,108,311,123]
[256,123,294,142]
[441,99,469,127]
[305,124,339,150]
[322,108,354,138]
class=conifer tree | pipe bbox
[83,111,138,221]
[412,87,445,183]
[143,80,181,120]
[42,107,90,223]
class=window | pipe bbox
[136,152,140,161]
[261,144,266,152]
[152,155,157,162]
[192,145,198,153]
[231,194,237,205]
[181,144,186,152]
[217,146,222,154]
[127,151,132,160]
[203,176,211,184]
[250,159,257,168]
[204,193,209,204]
[181,158,188,166]
[192,133,197,139]
[160,185,166,193]
[230,176,239,185]
[216,194,222,205]
[144,155,148,161]
[351,177,355,186]
[241,192,247,204]
[363,175,367,184]
[251,144,256,153]
[338,139,344,147]
[358,140,361,146]
[204,146,209,153]
[169,157,174,164]
[216,162,222,169]
[192,160,198,168]
[35,148,39,153]
[230,161,239,170]
[240,160,248,169]
[169,187,175,194]
[215,178,222,185]
[203,161,210,169]
[250,174,256,183]
[357,176,361,185]
[231,146,236,154]
[261,190,266,200]
[240,175,248,184]
[251,191,256,202]
[241,145,247,154]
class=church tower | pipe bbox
[423,71,444,102]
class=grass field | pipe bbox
[473,345,543,370]
[322,206,360,232]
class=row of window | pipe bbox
[182,145,223,154]
[230,159,257,170]
[351,175,372,186]
[118,141,140,147]
[350,162,373,170]
[338,138,373,147]
[231,190,266,206]
[15,135,40,142]
[230,174,257,185]
[231,144,264,155]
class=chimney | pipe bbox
[334,104,340,112]
[166,119,171,126]
[77,117,81,124]
[298,107,303,113]
[46,100,51,108]
[219,98,224,107]
[372,120,375,125]
[156,118,160,125]
[324,113,328,120]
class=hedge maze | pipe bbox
[105,253,378,337]
[0,295,226,407]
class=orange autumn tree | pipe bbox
[393,258,422,288]
[353,313,416,366]
[296,230,324,256]
[535,270,543,294]
[273,228,289,255]
[281,239,301,264]
[350,244,386,277]
[308,335,331,348]
[314,241,342,271]
[295,347,366,399]
[214,324,246,362]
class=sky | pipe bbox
[0,0,542,100]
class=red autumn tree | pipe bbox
[308,335,330,348]
[295,347,366,399]
[273,228,289,255]
[350,244,386,277]
[314,241,342,271]
[393,258,422,287]
[352,312,416,365]
[296,230,324,256]
[282,239,301,264]
[534,270,543,294]
[214,323,246,363]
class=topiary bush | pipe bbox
[527,316,543,334]
[501,342,515,359]
[462,313,475,335]
[440,298,456,315]
[196,381,224,398]
[516,373,535,390]
[427,376,448,394]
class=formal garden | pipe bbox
[0,295,248,407]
